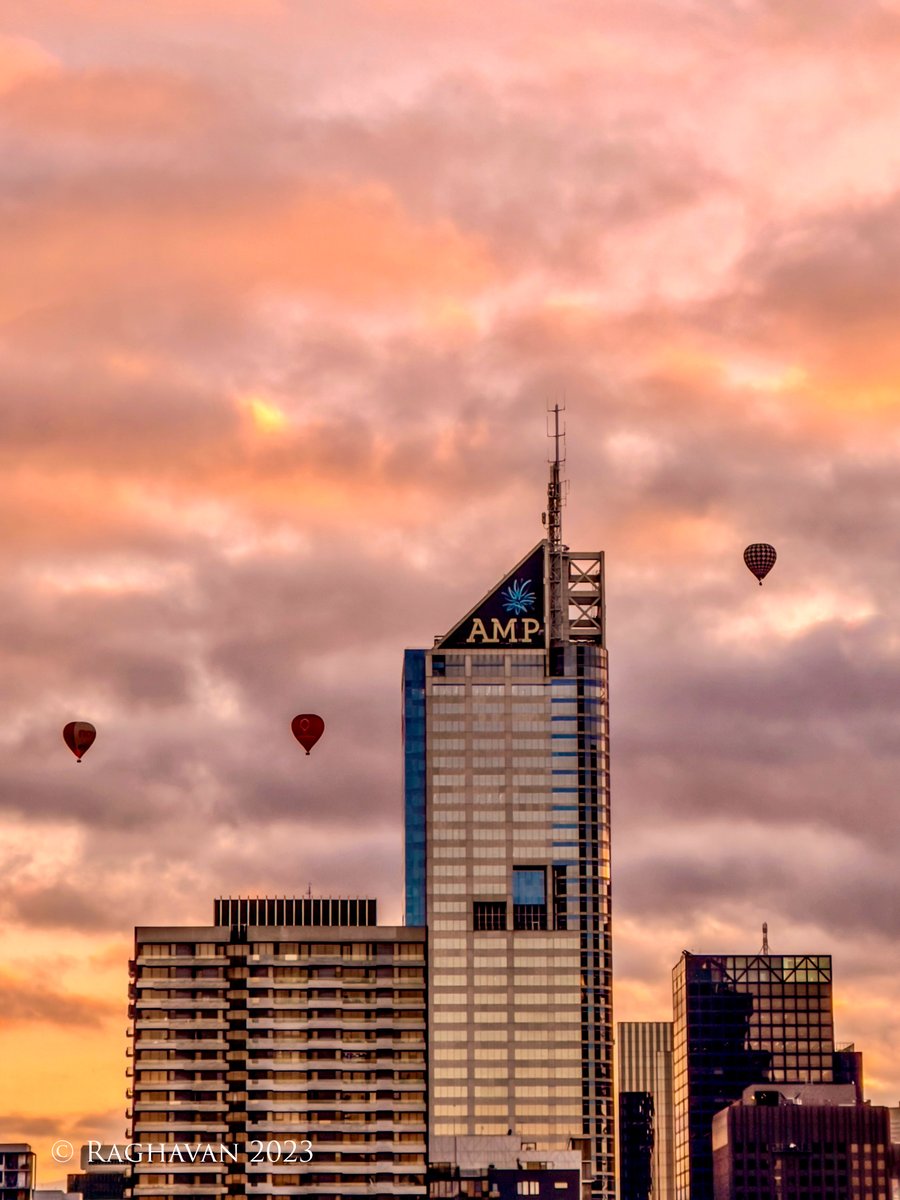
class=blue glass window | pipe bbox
[513,867,546,905]
[403,650,427,927]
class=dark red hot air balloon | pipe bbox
[744,543,777,585]
[291,714,325,755]
[63,721,96,762]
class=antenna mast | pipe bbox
[761,922,769,955]
[546,403,567,647]
[548,404,564,554]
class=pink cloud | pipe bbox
[1,0,899,1141]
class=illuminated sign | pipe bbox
[437,544,546,649]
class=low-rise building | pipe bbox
[712,1084,893,1199]
[427,1134,581,1198]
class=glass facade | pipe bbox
[672,952,835,1200]
[618,1092,654,1200]
[404,543,614,1199]
[404,649,427,928]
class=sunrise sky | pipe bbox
[2,0,900,1181]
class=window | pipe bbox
[518,1183,540,1196]
[513,867,547,931]
[552,865,568,931]
[473,901,507,931]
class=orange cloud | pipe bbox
[3,68,215,137]
[0,968,116,1029]
[0,180,494,322]
[0,35,58,94]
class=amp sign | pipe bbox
[437,544,546,650]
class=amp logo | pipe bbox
[465,617,542,644]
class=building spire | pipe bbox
[546,403,567,646]
[547,403,565,553]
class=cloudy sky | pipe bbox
[3,0,900,1174]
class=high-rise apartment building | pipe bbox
[127,897,427,1200]
[403,456,613,1198]
[672,952,835,1200]
[617,1022,674,1200]
[0,1146,35,1200]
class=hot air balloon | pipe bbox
[63,721,96,762]
[291,714,325,755]
[743,543,777,586]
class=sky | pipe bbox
[2,0,900,1177]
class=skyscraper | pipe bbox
[617,1021,675,1200]
[403,444,614,1198]
[672,951,836,1200]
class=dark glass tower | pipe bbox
[672,952,835,1200]
[619,1092,654,1200]
[403,478,614,1198]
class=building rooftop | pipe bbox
[429,1134,582,1173]
[740,1083,860,1107]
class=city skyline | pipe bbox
[2,0,900,1185]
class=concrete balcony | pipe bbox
[244,1182,424,1197]
[135,997,227,1009]
[134,1055,228,1068]
[133,1081,229,1094]
[135,1035,228,1044]
[135,979,227,991]
[130,1119,229,1132]
[133,1102,228,1114]
[131,1185,227,1197]
[136,1018,228,1028]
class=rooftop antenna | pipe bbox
[761,922,769,954]
[546,402,566,553]
[544,402,568,647]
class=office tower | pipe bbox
[711,1084,893,1200]
[672,952,835,1200]
[618,1022,675,1200]
[127,897,427,1200]
[0,1146,35,1200]
[404,440,614,1198]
